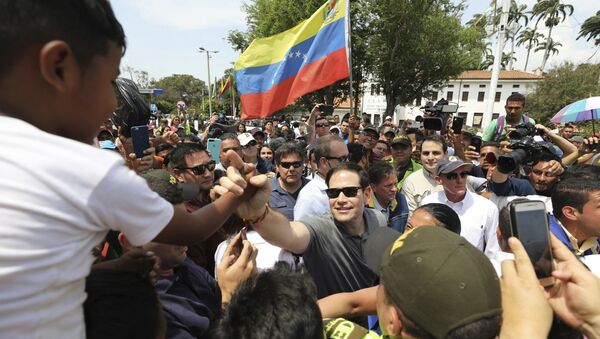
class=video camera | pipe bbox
[207,113,241,139]
[421,99,458,131]
[506,122,544,140]
[497,136,557,174]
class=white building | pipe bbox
[361,70,543,129]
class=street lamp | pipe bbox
[198,47,219,116]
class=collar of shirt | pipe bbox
[438,189,473,213]
[370,194,389,217]
[270,175,308,195]
[558,220,600,255]
[312,173,327,191]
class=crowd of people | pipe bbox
[4,1,600,339]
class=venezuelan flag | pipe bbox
[235,0,349,120]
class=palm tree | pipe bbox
[506,1,529,70]
[530,0,574,71]
[534,38,562,61]
[467,13,488,30]
[516,27,544,72]
[578,10,600,46]
[501,52,517,70]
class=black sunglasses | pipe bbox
[442,171,470,180]
[325,186,362,199]
[181,160,216,175]
[325,155,349,163]
[279,161,303,169]
[242,140,257,149]
[316,123,330,128]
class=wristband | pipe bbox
[244,204,270,226]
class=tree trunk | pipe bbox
[540,26,553,72]
[384,94,396,120]
[524,46,531,72]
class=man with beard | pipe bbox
[168,143,224,275]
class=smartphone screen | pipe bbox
[510,201,554,287]
[130,125,150,158]
[451,117,464,134]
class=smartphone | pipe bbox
[451,116,464,134]
[130,125,150,158]
[509,200,555,287]
[423,117,442,131]
[233,227,247,257]
[320,105,334,114]
[471,136,483,153]
[207,138,221,164]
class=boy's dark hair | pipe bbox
[325,162,370,189]
[274,142,306,164]
[0,0,126,76]
[506,93,526,105]
[422,135,448,153]
[368,161,395,186]
[552,178,600,219]
[167,143,207,170]
[415,203,462,235]
[212,262,322,339]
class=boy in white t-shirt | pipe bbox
[0,2,254,337]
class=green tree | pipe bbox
[525,62,600,123]
[506,1,529,70]
[368,0,472,116]
[578,10,600,46]
[150,74,207,115]
[534,37,562,60]
[516,27,544,72]
[530,0,574,71]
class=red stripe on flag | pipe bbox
[239,48,348,120]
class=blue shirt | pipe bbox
[269,175,310,221]
[489,177,536,197]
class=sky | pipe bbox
[112,0,600,86]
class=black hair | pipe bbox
[368,161,395,186]
[274,142,306,164]
[84,270,165,339]
[506,93,526,105]
[563,164,600,181]
[0,0,126,77]
[314,135,343,163]
[415,203,462,234]
[552,178,600,219]
[422,135,448,153]
[167,143,207,170]
[212,263,322,339]
[325,162,370,189]
[347,143,369,164]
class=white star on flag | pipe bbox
[295,51,301,57]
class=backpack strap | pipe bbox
[495,115,505,142]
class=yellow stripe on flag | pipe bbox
[234,0,346,70]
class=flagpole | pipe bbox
[231,76,236,118]
[345,0,354,117]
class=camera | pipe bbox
[207,113,240,139]
[421,99,458,131]
[111,78,151,137]
[507,122,544,140]
[497,136,556,174]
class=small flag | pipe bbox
[234,0,349,120]
[220,76,232,96]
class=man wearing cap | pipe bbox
[421,158,501,260]
[238,132,274,174]
[249,128,266,149]
[387,135,421,189]
[381,126,396,145]
[377,227,501,339]
[294,135,349,221]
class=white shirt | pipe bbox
[421,190,501,261]
[294,174,329,221]
[0,116,174,338]
[214,230,297,277]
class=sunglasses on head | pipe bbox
[242,140,257,149]
[181,160,216,175]
[442,171,470,180]
[279,161,303,169]
[325,186,362,199]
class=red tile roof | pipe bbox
[455,70,544,80]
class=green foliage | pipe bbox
[578,10,600,46]
[150,74,207,115]
[530,0,573,70]
[525,62,600,123]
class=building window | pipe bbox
[447,91,453,101]
[463,84,470,88]
[473,113,484,127]
[497,85,503,88]
[513,84,520,88]
[431,92,438,101]
[495,92,501,102]
[448,85,454,88]
[458,112,468,119]
[492,113,500,120]
[479,84,486,88]
[477,92,485,102]
[462,91,469,101]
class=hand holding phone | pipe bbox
[471,136,483,153]
[319,104,334,114]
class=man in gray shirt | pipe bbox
[224,162,387,298]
